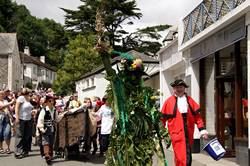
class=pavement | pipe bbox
[153,148,239,166]
[0,138,239,166]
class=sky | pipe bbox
[15,0,202,32]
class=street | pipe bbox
[0,138,205,166]
[0,139,240,166]
[0,140,105,166]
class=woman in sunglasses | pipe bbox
[36,94,67,165]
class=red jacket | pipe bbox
[161,95,205,166]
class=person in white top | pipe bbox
[14,88,33,159]
[96,96,114,156]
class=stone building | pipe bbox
[0,33,23,91]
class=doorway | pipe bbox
[216,77,236,156]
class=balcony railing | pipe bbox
[182,0,246,44]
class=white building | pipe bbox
[75,50,159,101]
[158,26,201,152]
[0,33,23,91]
[178,0,250,165]
[21,48,57,90]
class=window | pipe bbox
[37,68,42,76]
[24,65,27,74]
[91,78,94,86]
[33,66,37,75]
[46,70,49,78]
[86,79,89,87]
[41,70,45,76]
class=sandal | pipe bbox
[5,149,11,154]
[0,148,5,154]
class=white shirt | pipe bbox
[96,105,114,135]
[37,106,64,129]
[17,96,33,120]
[177,95,188,114]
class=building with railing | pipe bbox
[178,0,250,165]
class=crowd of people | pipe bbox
[0,87,114,165]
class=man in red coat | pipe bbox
[161,79,208,166]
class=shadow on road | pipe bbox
[52,153,106,165]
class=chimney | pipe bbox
[24,46,30,56]
[40,56,45,63]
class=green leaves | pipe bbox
[53,35,101,95]
[105,72,170,165]
[62,0,142,48]
[0,1,67,67]
[121,24,171,55]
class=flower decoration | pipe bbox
[131,58,143,70]
[121,58,144,72]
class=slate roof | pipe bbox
[20,52,57,72]
[0,33,17,55]
[76,50,159,81]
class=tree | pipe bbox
[0,1,68,66]
[62,0,142,49]
[5,3,30,32]
[53,35,101,95]
[94,4,170,165]
[16,15,48,56]
[0,0,15,32]
[41,18,69,67]
[120,24,171,56]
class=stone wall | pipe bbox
[0,55,8,89]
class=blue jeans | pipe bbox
[100,134,110,153]
[0,114,11,141]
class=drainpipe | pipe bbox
[246,13,250,166]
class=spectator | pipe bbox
[14,88,33,159]
[96,96,114,156]
[0,91,15,154]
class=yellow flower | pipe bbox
[150,96,157,100]
[135,59,142,64]
[131,63,137,69]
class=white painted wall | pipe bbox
[159,38,185,106]
[76,72,109,101]
[76,62,159,101]
[24,63,56,87]
[204,56,216,135]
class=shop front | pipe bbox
[179,1,250,165]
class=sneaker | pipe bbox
[15,154,24,159]
[0,148,5,154]
[5,149,11,154]
[45,156,52,165]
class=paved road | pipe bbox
[0,140,105,166]
[0,139,237,166]
[0,140,196,166]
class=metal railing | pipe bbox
[182,0,246,44]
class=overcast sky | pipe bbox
[15,0,202,32]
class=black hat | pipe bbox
[170,79,189,88]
